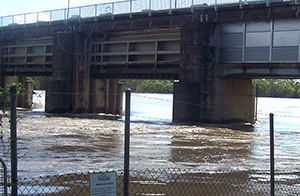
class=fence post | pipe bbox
[255,86,258,121]
[270,113,275,196]
[124,89,131,196]
[10,85,18,196]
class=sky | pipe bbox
[0,0,122,16]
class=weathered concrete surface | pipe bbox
[3,76,33,109]
[45,32,73,113]
[46,80,70,113]
[46,32,123,115]
[72,32,91,113]
[4,1,296,122]
[218,63,300,78]
[173,23,255,123]
[89,79,123,115]
[90,78,107,113]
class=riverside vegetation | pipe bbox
[27,77,300,98]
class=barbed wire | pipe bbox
[131,114,171,122]
[132,94,172,102]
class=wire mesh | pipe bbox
[0,158,7,196]
[15,169,300,196]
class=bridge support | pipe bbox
[3,76,33,109]
[46,32,123,115]
[90,79,123,115]
[173,23,255,123]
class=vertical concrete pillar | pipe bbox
[173,23,255,123]
[72,32,91,113]
[46,80,69,113]
[23,80,33,109]
[89,79,123,115]
[46,32,73,113]
[90,78,107,113]
[4,76,18,87]
[3,76,32,109]
[106,79,117,114]
[17,76,26,107]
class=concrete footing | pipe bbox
[45,80,70,113]
[90,79,123,115]
[173,78,255,123]
[46,78,123,115]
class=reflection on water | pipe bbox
[0,92,300,179]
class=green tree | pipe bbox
[27,76,51,90]
[121,79,174,93]
[253,79,299,98]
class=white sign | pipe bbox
[90,171,117,196]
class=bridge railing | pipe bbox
[0,0,286,28]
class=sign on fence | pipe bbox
[89,171,117,196]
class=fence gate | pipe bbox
[0,158,7,196]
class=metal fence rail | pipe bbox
[0,158,7,196]
[0,0,293,28]
[16,169,300,196]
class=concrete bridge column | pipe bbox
[173,23,255,123]
[90,78,123,115]
[72,32,91,113]
[46,31,91,113]
[17,76,33,109]
[46,32,73,113]
[3,76,33,109]
[46,31,123,115]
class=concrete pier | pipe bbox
[173,23,255,123]
[90,79,123,115]
[46,32,123,115]
[3,76,33,109]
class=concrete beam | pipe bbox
[218,63,300,79]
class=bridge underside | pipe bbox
[3,2,300,123]
[218,63,300,79]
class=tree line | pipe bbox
[27,77,300,98]
[121,79,174,93]
[253,79,300,98]
[123,79,300,98]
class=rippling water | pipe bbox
[1,91,300,179]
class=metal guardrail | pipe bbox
[0,158,7,196]
[0,0,288,28]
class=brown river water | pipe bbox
[1,91,300,183]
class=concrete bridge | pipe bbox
[1,0,300,123]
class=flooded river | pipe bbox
[1,91,300,180]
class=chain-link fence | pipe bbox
[15,168,300,196]
[0,158,7,196]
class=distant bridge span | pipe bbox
[1,0,300,123]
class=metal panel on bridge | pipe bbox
[220,19,300,63]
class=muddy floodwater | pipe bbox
[1,91,300,181]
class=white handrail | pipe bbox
[0,0,289,27]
